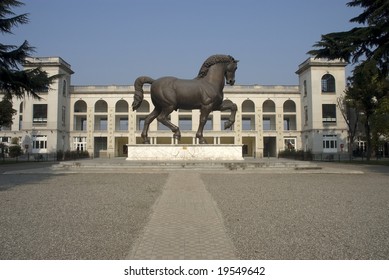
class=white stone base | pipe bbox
[126,144,243,161]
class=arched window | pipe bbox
[19,102,23,130]
[95,100,108,112]
[321,74,335,92]
[242,100,255,112]
[115,100,129,112]
[137,100,150,112]
[74,100,87,112]
[241,100,255,131]
[283,100,296,113]
[262,100,275,112]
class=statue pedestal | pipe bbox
[126,144,243,161]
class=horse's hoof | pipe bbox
[143,139,150,144]
[224,121,233,130]
[173,134,181,141]
[199,139,208,144]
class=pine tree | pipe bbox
[0,0,57,127]
[308,0,389,75]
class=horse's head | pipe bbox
[225,59,238,85]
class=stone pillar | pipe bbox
[87,107,94,155]
[107,107,115,157]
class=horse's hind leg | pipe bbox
[157,107,181,141]
[141,107,160,144]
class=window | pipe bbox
[284,118,290,130]
[81,118,87,131]
[242,100,255,131]
[19,103,23,130]
[95,100,108,112]
[94,116,107,131]
[119,118,128,131]
[323,135,337,153]
[137,116,145,131]
[304,106,308,125]
[100,118,107,130]
[62,106,66,126]
[242,116,255,130]
[74,116,87,131]
[242,100,255,112]
[62,80,67,97]
[115,100,129,113]
[322,104,336,124]
[263,100,275,112]
[1,137,10,143]
[32,135,47,152]
[33,104,48,123]
[321,74,335,92]
[284,116,296,131]
[283,100,296,113]
[73,137,87,151]
[284,138,296,150]
[263,116,277,131]
[74,100,87,112]
[303,80,307,96]
[179,116,192,131]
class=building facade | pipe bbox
[0,56,348,158]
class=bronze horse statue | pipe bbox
[132,54,239,144]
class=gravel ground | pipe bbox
[202,166,389,260]
[0,172,168,259]
[1,161,389,260]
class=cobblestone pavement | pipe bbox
[0,161,388,259]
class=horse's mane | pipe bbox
[196,54,236,79]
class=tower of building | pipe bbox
[296,58,348,154]
[13,57,74,154]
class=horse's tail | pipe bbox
[132,76,155,111]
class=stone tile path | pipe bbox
[127,171,236,259]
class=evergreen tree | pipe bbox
[0,0,57,127]
[308,0,389,75]
[0,98,16,127]
[345,60,389,159]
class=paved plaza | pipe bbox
[0,159,388,259]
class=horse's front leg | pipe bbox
[196,106,212,144]
[218,99,238,129]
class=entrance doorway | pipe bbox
[263,136,277,157]
[242,137,255,157]
[94,137,107,158]
[115,137,128,157]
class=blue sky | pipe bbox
[10,0,359,85]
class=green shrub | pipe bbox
[8,145,22,158]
